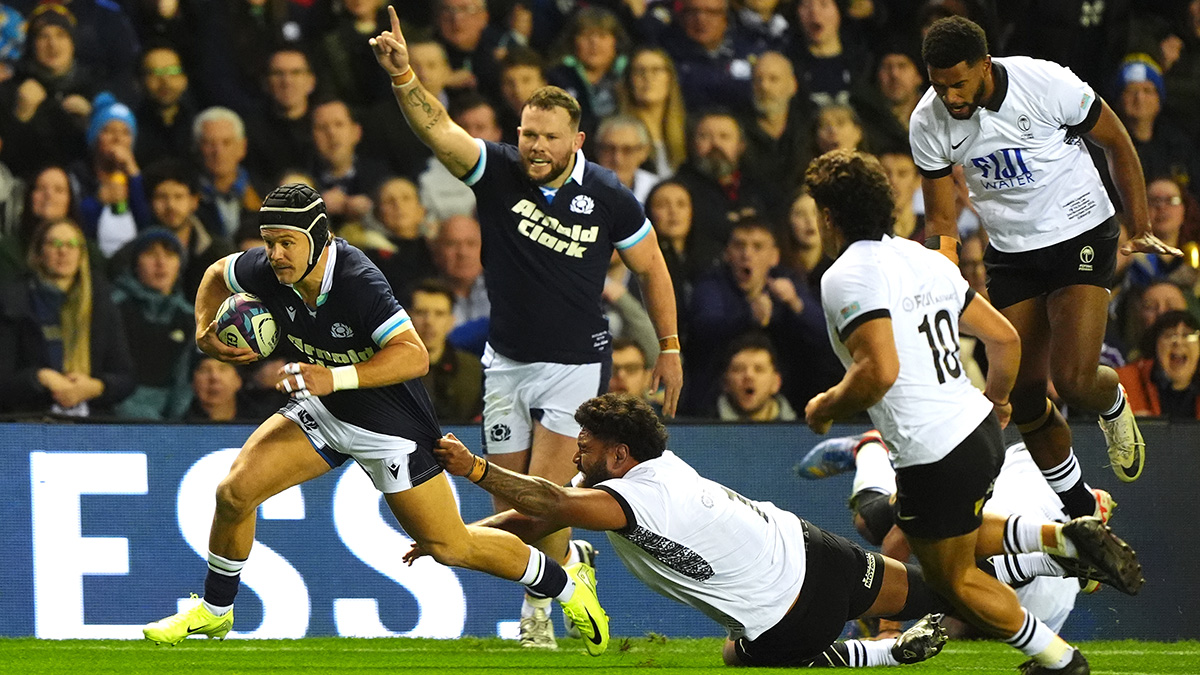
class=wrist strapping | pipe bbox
[658,334,681,352]
[924,235,962,262]
[331,365,359,391]
[466,455,489,483]
[390,68,417,90]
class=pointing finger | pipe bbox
[389,5,401,37]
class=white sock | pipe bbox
[851,441,897,496]
[1005,608,1075,667]
[1002,516,1044,555]
[521,594,553,619]
[858,638,900,667]
[202,600,232,616]
[1101,385,1126,419]
[991,553,1066,585]
[564,542,582,567]
[1040,453,1083,495]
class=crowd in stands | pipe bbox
[0,0,1198,423]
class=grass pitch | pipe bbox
[2,636,1197,674]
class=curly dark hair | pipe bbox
[804,149,894,244]
[922,16,988,69]
[575,393,667,462]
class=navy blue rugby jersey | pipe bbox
[463,138,651,364]
[224,238,442,444]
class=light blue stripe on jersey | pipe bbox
[223,252,245,293]
[615,218,652,250]
[372,309,412,346]
[462,138,488,186]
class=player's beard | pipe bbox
[523,151,573,186]
[946,78,988,119]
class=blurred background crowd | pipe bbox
[0,0,1197,424]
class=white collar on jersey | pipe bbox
[288,237,338,310]
[567,147,586,185]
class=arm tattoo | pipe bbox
[479,466,563,518]
[404,87,439,128]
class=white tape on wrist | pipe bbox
[331,365,359,391]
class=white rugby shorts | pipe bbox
[480,343,607,454]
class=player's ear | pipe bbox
[574,130,585,151]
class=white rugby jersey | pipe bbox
[591,451,807,640]
[821,236,993,467]
[910,56,1115,253]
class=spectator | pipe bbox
[111,160,234,301]
[1156,0,1200,141]
[433,0,503,101]
[0,4,95,176]
[0,134,21,240]
[184,357,259,423]
[134,44,196,169]
[433,213,489,331]
[1117,310,1200,419]
[111,228,195,420]
[646,179,719,326]
[617,46,688,178]
[0,165,81,283]
[0,217,133,416]
[660,0,757,113]
[0,4,23,84]
[363,177,437,295]
[1124,176,1200,291]
[735,0,791,52]
[681,218,839,415]
[608,336,655,399]
[741,51,812,209]
[1117,280,1192,361]
[361,37,445,180]
[1113,54,1197,191]
[418,93,498,221]
[77,93,151,258]
[879,148,923,241]
[546,7,629,143]
[496,46,547,145]
[858,41,926,152]
[715,334,797,421]
[813,102,866,154]
[316,0,392,107]
[789,0,868,108]
[779,190,830,289]
[245,48,317,186]
[194,106,261,239]
[190,0,323,117]
[40,0,139,101]
[409,278,483,423]
[673,111,775,253]
[595,115,658,203]
[311,99,389,228]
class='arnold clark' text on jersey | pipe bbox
[463,138,651,365]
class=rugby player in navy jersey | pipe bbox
[371,6,682,648]
[143,184,611,655]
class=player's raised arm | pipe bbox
[370,5,481,179]
[194,256,257,364]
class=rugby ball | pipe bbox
[215,293,278,357]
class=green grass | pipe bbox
[2,637,1198,674]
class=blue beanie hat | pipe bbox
[87,92,137,147]
[1114,54,1166,102]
